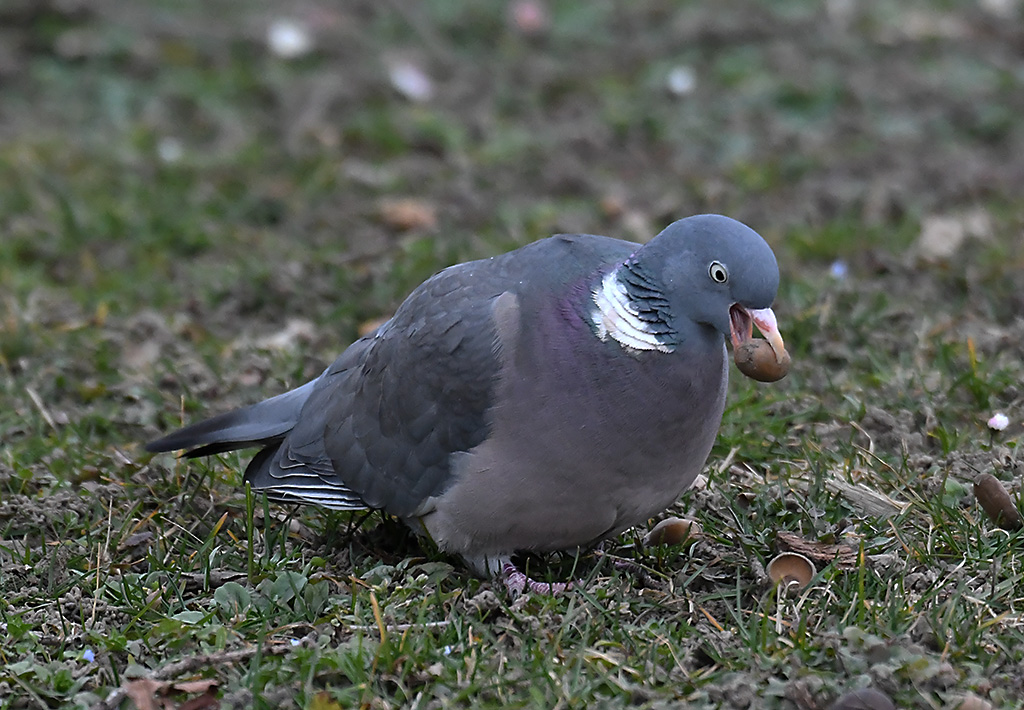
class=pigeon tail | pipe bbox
[146,378,318,456]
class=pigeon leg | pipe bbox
[500,560,573,596]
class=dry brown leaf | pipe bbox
[823,477,904,518]
[123,678,162,710]
[177,684,219,710]
[169,680,219,694]
[915,208,992,261]
[120,677,220,710]
[378,198,437,231]
[776,531,859,569]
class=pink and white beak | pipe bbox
[728,304,788,364]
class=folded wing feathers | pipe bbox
[241,437,370,511]
[257,486,367,510]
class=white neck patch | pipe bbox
[591,269,674,353]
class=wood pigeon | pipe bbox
[147,214,789,594]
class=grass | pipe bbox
[3,0,1024,708]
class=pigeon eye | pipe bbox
[708,261,729,284]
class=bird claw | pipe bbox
[500,561,573,596]
[496,549,653,596]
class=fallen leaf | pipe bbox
[378,198,437,231]
[169,680,219,694]
[119,675,220,710]
[823,477,905,518]
[776,531,859,569]
[177,685,219,710]
[123,679,161,710]
[915,208,993,261]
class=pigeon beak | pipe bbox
[750,307,788,364]
[729,305,788,364]
[728,304,754,350]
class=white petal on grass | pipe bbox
[667,65,697,96]
[157,137,183,164]
[388,60,434,102]
[988,413,1009,432]
[267,19,313,59]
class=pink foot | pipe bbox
[501,561,573,596]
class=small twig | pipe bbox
[153,644,292,680]
[714,446,740,478]
[347,619,451,633]
[25,386,57,431]
[92,504,114,628]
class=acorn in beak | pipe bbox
[728,305,791,382]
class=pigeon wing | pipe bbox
[245,261,508,516]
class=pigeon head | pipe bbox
[605,214,785,360]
